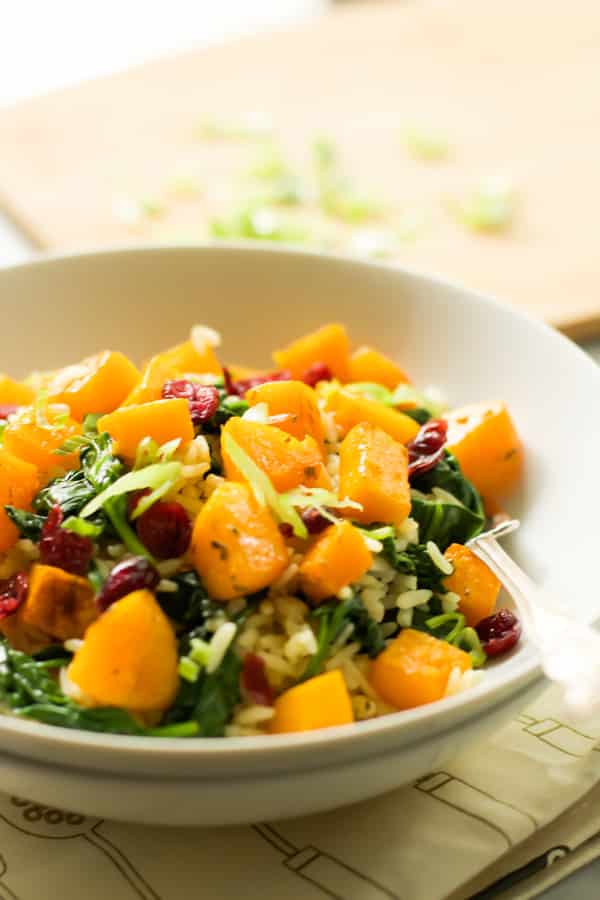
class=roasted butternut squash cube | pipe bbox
[339,423,411,528]
[191,481,288,600]
[97,398,194,463]
[298,521,372,602]
[3,406,81,485]
[324,387,419,445]
[273,323,351,381]
[443,544,501,626]
[124,340,222,406]
[349,346,410,389]
[0,448,40,554]
[221,417,330,492]
[0,610,52,655]
[445,402,523,514]
[246,380,325,452]
[370,629,471,710]
[68,589,179,712]
[270,670,354,733]
[21,563,97,640]
[47,350,140,420]
[0,374,35,407]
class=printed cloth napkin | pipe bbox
[0,683,599,900]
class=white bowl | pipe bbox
[0,244,598,826]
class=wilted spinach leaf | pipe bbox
[4,506,46,541]
[165,647,242,737]
[409,451,484,549]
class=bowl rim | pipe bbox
[1,241,599,760]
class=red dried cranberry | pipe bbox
[97,556,160,612]
[162,380,219,426]
[407,418,448,479]
[225,368,291,397]
[302,362,333,388]
[475,608,521,657]
[301,507,332,534]
[0,573,28,620]
[278,522,294,539]
[39,505,94,576]
[135,501,191,559]
[0,404,19,420]
[242,653,273,706]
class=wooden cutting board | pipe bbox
[1,0,599,338]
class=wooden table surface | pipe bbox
[0,0,599,337]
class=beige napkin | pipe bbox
[0,683,599,899]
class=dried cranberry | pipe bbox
[224,368,291,397]
[135,501,191,559]
[407,418,448,479]
[242,653,273,706]
[278,522,294,539]
[97,556,160,612]
[302,362,332,388]
[39,505,94,576]
[162,380,219,426]
[475,608,521,657]
[301,507,332,534]
[0,573,28,620]
[0,404,19,420]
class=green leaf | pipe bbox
[80,461,182,518]
[156,571,222,629]
[382,539,448,593]
[221,431,307,538]
[4,506,46,541]
[390,384,446,417]
[62,516,105,538]
[165,647,242,737]
[103,496,153,561]
[409,452,485,550]
[301,595,385,681]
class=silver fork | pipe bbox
[467,520,600,719]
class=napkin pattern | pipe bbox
[0,684,598,900]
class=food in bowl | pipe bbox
[0,323,524,738]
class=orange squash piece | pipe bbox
[339,423,411,528]
[370,629,472,710]
[0,448,40,553]
[97,398,194,463]
[21,564,97,640]
[349,346,410,389]
[0,610,51,655]
[246,380,326,452]
[324,386,420,445]
[47,351,140,420]
[3,406,81,484]
[125,340,222,405]
[221,418,330,492]
[445,402,523,515]
[273,323,351,381]
[298,521,373,602]
[443,544,501,627]
[0,375,35,407]
[68,590,179,712]
[191,481,288,600]
[270,670,354,734]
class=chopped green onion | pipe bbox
[222,396,250,415]
[178,656,200,683]
[103,497,153,561]
[425,611,466,644]
[62,517,104,538]
[402,126,449,162]
[390,384,446,417]
[193,113,273,142]
[448,176,516,233]
[83,413,102,434]
[221,432,307,538]
[357,525,395,541]
[313,137,338,176]
[346,382,394,405]
[189,637,211,667]
[319,181,382,224]
[454,626,487,668]
[210,205,310,244]
[79,461,182,519]
[147,721,200,737]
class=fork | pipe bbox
[467,520,600,720]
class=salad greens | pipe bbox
[410,451,484,550]
[301,594,386,681]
